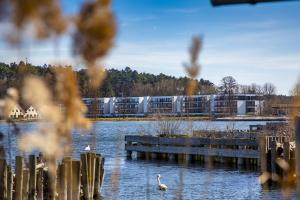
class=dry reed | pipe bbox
[184,36,202,96]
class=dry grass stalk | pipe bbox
[184,36,202,96]
[9,0,67,42]
[73,0,116,88]
[0,87,19,119]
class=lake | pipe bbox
[0,120,295,199]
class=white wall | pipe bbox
[237,100,246,115]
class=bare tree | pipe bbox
[220,76,238,94]
[263,82,276,96]
[220,76,238,115]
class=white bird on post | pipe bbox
[84,144,91,151]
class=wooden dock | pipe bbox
[0,152,105,200]
[125,135,294,175]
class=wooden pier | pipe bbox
[0,152,105,200]
[125,135,294,174]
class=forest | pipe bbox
[0,61,217,98]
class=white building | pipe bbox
[24,106,40,119]
[9,104,24,119]
[82,94,264,117]
[114,96,145,116]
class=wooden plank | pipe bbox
[7,166,13,200]
[81,153,89,199]
[14,156,24,200]
[126,144,260,158]
[259,136,267,172]
[36,168,43,200]
[94,155,101,198]
[22,169,29,200]
[126,135,258,146]
[0,159,7,200]
[88,153,96,199]
[28,155,37,200]
[125,135,159,145]
[159,137,258,146]
[270,140,277,175]
[64,157,72,200]
[99,157,105,189]
[71,161,81,200]
[58,163,67,200]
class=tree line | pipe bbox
[0,62,284,98]
[0,62,291,115]
[0,62,216,98]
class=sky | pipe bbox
[0,0,300,95]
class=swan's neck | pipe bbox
[157,177,161,185]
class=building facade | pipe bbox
[82,94,264,117]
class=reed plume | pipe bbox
[184,36,202,96]
[73,0,116,88]
[9,0,67,43]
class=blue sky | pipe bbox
[1,0,300,95]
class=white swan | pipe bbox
[84,144,91,151]
[157,174,168,191]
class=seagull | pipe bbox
[157,174,168,191]
[84,144,91,151]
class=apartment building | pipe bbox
[148,96,177,115]
[82,94,264,117]
[180,95,211,115]
[212,94,263,116]
[114,97,145,116]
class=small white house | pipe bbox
[9,104,24,119]
[24,106,40,120]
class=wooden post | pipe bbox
[81,153,88,199]
[259,136,267,172]
[0,159,7,200]
[14,156,24,200]
[126,151,132,159]
[237,146,244,166]
[7,166,13,200]
[168,154,175,162]
[205,145,213,168]
[22,169,29,199]
[283,139,290,162]
[270,140,277,176]
[71,160,81,200]
[94,155,101,198]
[88,153,96,199]
[36,168,43,200]
[295,116,300,197]
[151,153,157,160]
[99,157,105,189]
[28,155,37,200]
[64,157,72,200]
[58,163,67,200]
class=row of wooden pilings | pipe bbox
[0,152,105,200]
[128,149,261,169]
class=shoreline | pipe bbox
[1,116,288,123]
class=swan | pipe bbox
[84,144,91,151]
[157,174,167,191]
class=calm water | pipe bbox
[0,120,296,199]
